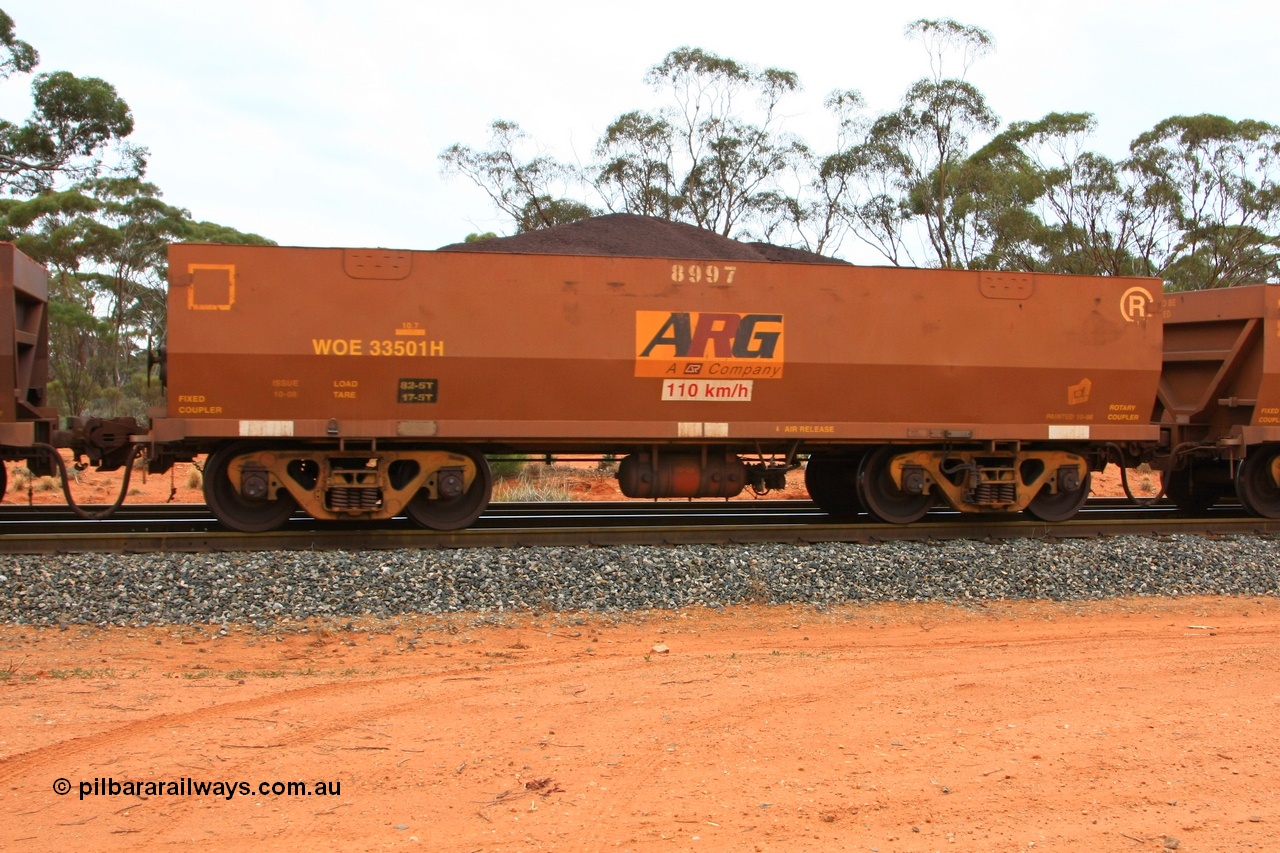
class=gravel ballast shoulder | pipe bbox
[1,536,1277,628]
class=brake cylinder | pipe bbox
[616,452,746,499]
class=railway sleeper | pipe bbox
[217,446,482,523]
[886,448,1092,517]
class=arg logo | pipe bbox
[635,312,785,379]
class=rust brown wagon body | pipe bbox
[153,243,1164,528]
[7,233,1280,530]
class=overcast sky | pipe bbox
[1,0,1276,257]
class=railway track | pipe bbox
[1,499,1276,554]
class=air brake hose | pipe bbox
[34,442,142,520]
[1105,442,1165,506]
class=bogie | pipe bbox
[200,443,492,531]
[847,446,1093,524]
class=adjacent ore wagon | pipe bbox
[150,242,1164,530]
[1156,284,1280,515]
[0,243,54,491]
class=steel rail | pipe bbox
[0,496,1207,523]
[0,500,1276,555]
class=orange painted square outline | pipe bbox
[187,264,236,310]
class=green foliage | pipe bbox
[487,455,529,479]
[44,269,111,417]
[0,70,134,194]
[594,46,807,239]
[179,219,274,245]
[0,10,37,79]
[515,195,594,233]
[439,120,595,234]
[823,20,1000,268]
[0,10,273,419]
[1,176,276,417]
[904,18,994,82]
[595,110,680,218]
[442,29,1278,285]
[1126,115,1280,289]
[972,112,1280,288]
[866,77,1000,268]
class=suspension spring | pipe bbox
[974,481,1017,505]
[327,487,382,510]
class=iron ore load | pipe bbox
[2,214,1279,531]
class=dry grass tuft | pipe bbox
[491,468,574,502]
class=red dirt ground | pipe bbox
[1,598,1276,851]
[6,459,1269,851]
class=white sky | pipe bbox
[1,0,1276,257]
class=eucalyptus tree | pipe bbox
[0,173,272,418]
[980,112,1280,287]
[0,11,134,195]
[770,88,867,256]
[814,19,1001,267]
[439,119,593,233]
[853,19,1000,267]
[0,9,135,415]
[969,112,1136,275]
[593,47,807,240]
[0,9,35,78]
[0,10,274,418]
[594,109,680,219]
[438,25,1280,287]
[1127,114,1280,289]
[941,137,1045,271]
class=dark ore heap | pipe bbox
[437,213,849,265]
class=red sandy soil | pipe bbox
[1,598,1276,851]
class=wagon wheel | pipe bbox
[804,453,863,518]
[1023,472,1092,523]
[203,442,298,533]
[1235,445,1280,519]
[406,449,493,530]
[1163,465,1225,514]
[857,446,933,524]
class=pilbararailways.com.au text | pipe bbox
[55,777,342,801]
